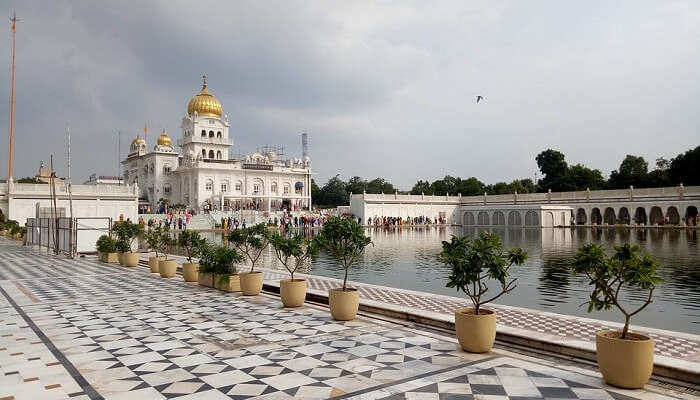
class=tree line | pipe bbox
[312,145,699,208]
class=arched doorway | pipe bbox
[492,211,505,225]
[545,212,554,227]
[604,207,616,225]
[634,207,647,225]
[649,207,664,225]
[667,207,680,225]
[685,206,698,226]
[463,212,475,226]
[576,208,587,225]
[507,211,522,226]
[524,211,539,226]
[477,211,489,225]
[618,207,630,224]
[591,208,602,225]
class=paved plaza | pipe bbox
[0,238,695,399]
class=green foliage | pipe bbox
[441,232,527,314]
[410,180,432,195]
[566,164,606,191]
[536,149,569,192]
[669,145,700,186]
[112,221,143,252]
[571,243,662,339]
[178,230,205,263]
[227,223,270,272]
[199,243,243,276]
[158,228,177,260]
[16,177,46,184]
[608,155,649,189]
[313,216,372,290]
[96,235,117,253]
[270,233,319,281]
[143,226,163,257]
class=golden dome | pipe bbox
[187,75,222,117]
[131,136,145,146]
[157,129,172,146]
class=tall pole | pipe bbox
[7,12,19,183]
[67,124,74,258]
[116,130,121,185]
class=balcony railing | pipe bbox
[177,137,232,146]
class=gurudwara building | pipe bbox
[121,77,312,213]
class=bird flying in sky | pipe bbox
[476,95,484,103]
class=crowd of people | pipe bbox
[138,212,191,230]
[366,215,447,226]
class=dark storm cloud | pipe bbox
[0,1,698,188]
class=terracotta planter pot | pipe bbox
[214,274,241,292]
[198,271,214,287]
[454,308,497,353]
[121,252,140,267]
[280,279,306,307]
[149,256,165,273]
[159,259,177,278]
[182,263,199,282]
[596,330,654,389]
[328,288,359,321]
[106,252,119,263]
[240,271,264,296]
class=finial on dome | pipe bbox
[202,74,207,90]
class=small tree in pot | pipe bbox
[441,232,527,353]
[270,233,319,307]
[227,223,270,296]
[96,234,118,263]
[313,216,371,320]
[571,243,661,389]
[212,245,244,292]
[157,228,178,278]
[113,221,144,267]
[143,226,164,272]
[178,230,204,282]
[197,241,215,287]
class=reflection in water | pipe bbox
[185,226,699,334]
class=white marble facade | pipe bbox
[121,77,312,213]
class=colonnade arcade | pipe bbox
[574,205,698,226]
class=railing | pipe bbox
[9,183,136,196]
[25,217,112,255]
[177,137,233,146]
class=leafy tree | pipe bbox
[411,180,432,194]
[655,157,670,171]
[571,243,661,339]
[143,226,163,257]
[346,176,367,195]
[313,217,372,291]
[536,149,568,192]
[509,179,536,194]
[441,232,527,315]
[227,223,270,273]
[487,182,511,195]
[608,155,648,189]
[112,221,143,253]
[319,175,348,207]
[178,231,205,263]
[366,178,394,194]
[669,145,700,186]
[16,177,46,184]
[431,175,458,195]
[158,228,177,260]
[566,164,606,190]
[270,233,319,281]
[456,177,486,196]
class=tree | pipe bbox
[455,177,487,196]
[178,230,205,263]
[319,175,348,207]
[608,155,648,189]
[227,223,270,273]
[410,180,432,195]
[366,178,394,194]
[270,233,319,282]
[16,177,45,184]
[345,176,367,196]
[669,145,700,186]
[536,149,569,192]
[313,217,372,291]
[441,232,527,315]
[571,243,661,339]
[486,182,511,195]
[509,179,536,194]
[566,164,606,191]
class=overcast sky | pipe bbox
[0,1,698,189]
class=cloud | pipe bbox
[0,1,697,189]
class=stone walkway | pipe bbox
[0,238,695,399]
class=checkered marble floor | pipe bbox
[0,239,693,399]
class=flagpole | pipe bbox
[7,12,19,183]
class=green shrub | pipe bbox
[178,230,204,263]
[313,216,372,290]
[112,221,144,253]
[227,223,270,273]
[270,233,318,281]
[96,235,117,253]
[143,226,163,257]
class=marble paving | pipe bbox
[0,238,693,399]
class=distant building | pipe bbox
[121,76,312,214]
[84,174,123,185]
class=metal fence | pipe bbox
[25,217,112,256]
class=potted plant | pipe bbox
[313,216,372,320]
[441,232,527,353]
[178,230,204,282]
[113,221,143,267]
[227,223,270,296]
[270,233,318,307]
[212,245,243,292]
[197,241,215,287]
[571,243,661,389]
[95,234,119,263]
[158,228,178,278]
[143,226,164,273]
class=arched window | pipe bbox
[271,183,277,194]
[477,211,489,225]
[217,131,222,138]
[235,181,242,192]
[163,184,171,194]
[492,211,505,225]
[202,149,207,158]
[283,183,291,194]
[216,150,222,159]
[463,212,475,226]
[209,130,214,138]
[205,179,213,191]
[525,211,539,226]
[221,180,229,193]
[163,164,171,173]
[208,150,215,159]
[201,129,206,137]
[507,211,522,226]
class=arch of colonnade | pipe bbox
[572,202,698,226]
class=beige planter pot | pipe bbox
[596,330,654,389]
[106,252,120,264]
[98,252,107,262]
[149,256,165,273]
[214,274,241,292]
[280,279,306,307]
[183,263,199,282]
[198,271,214,287]
[328,288,359,321]
[159,259,178,278]
[240,271,264,296]
[120,252,140,267]
[454,308,497,353]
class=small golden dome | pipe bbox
[131,136,145,146]
[187,75,222,118]
[157,129,172,146]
